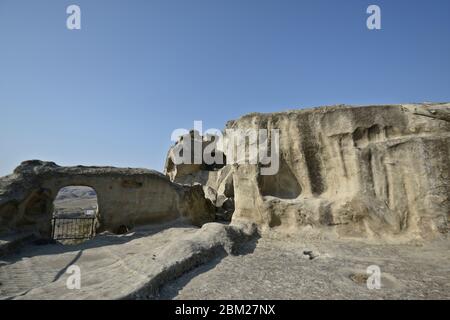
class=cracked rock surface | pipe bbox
[0,221,257,300]
[158,231,450,300]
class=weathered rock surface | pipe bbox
[231,103,450,239]
[166,103,450,240]
[158,234,450,300]
[165,130,238,223]
[0,160,215,237]
[0,221,257,300]
[1,103,449,301]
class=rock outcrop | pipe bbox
[165,131,236,221]
[166,103,450,240]
[0,160,215,237]
[2,103,448,241]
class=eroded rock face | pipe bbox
[229,104,450,239]
[0,160,215,237]
[165,103,449,239]
[165,132,236,221]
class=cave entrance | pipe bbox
[51,186,98,242]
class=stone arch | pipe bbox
[53,184,99,217]
[51,185,99,241]
[25,182,102,239]
[0,161,216,239]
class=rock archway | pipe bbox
[0,161,215,238]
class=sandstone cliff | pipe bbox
[1,103,448,241]
[166,103,450,240]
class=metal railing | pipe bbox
[51,217,96,240]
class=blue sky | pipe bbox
[1,0,449,176]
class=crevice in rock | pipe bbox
[301,127,325,195]
[257,157,301,199]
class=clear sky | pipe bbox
[1,0,449,176]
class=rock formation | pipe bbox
[1,103,448,241]
[0,160,215,237]
[164,130,235,221]
[165,103,450,240]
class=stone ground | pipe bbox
[1,223,449,300]
[0,221,200,299]
[159,233,450,300]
